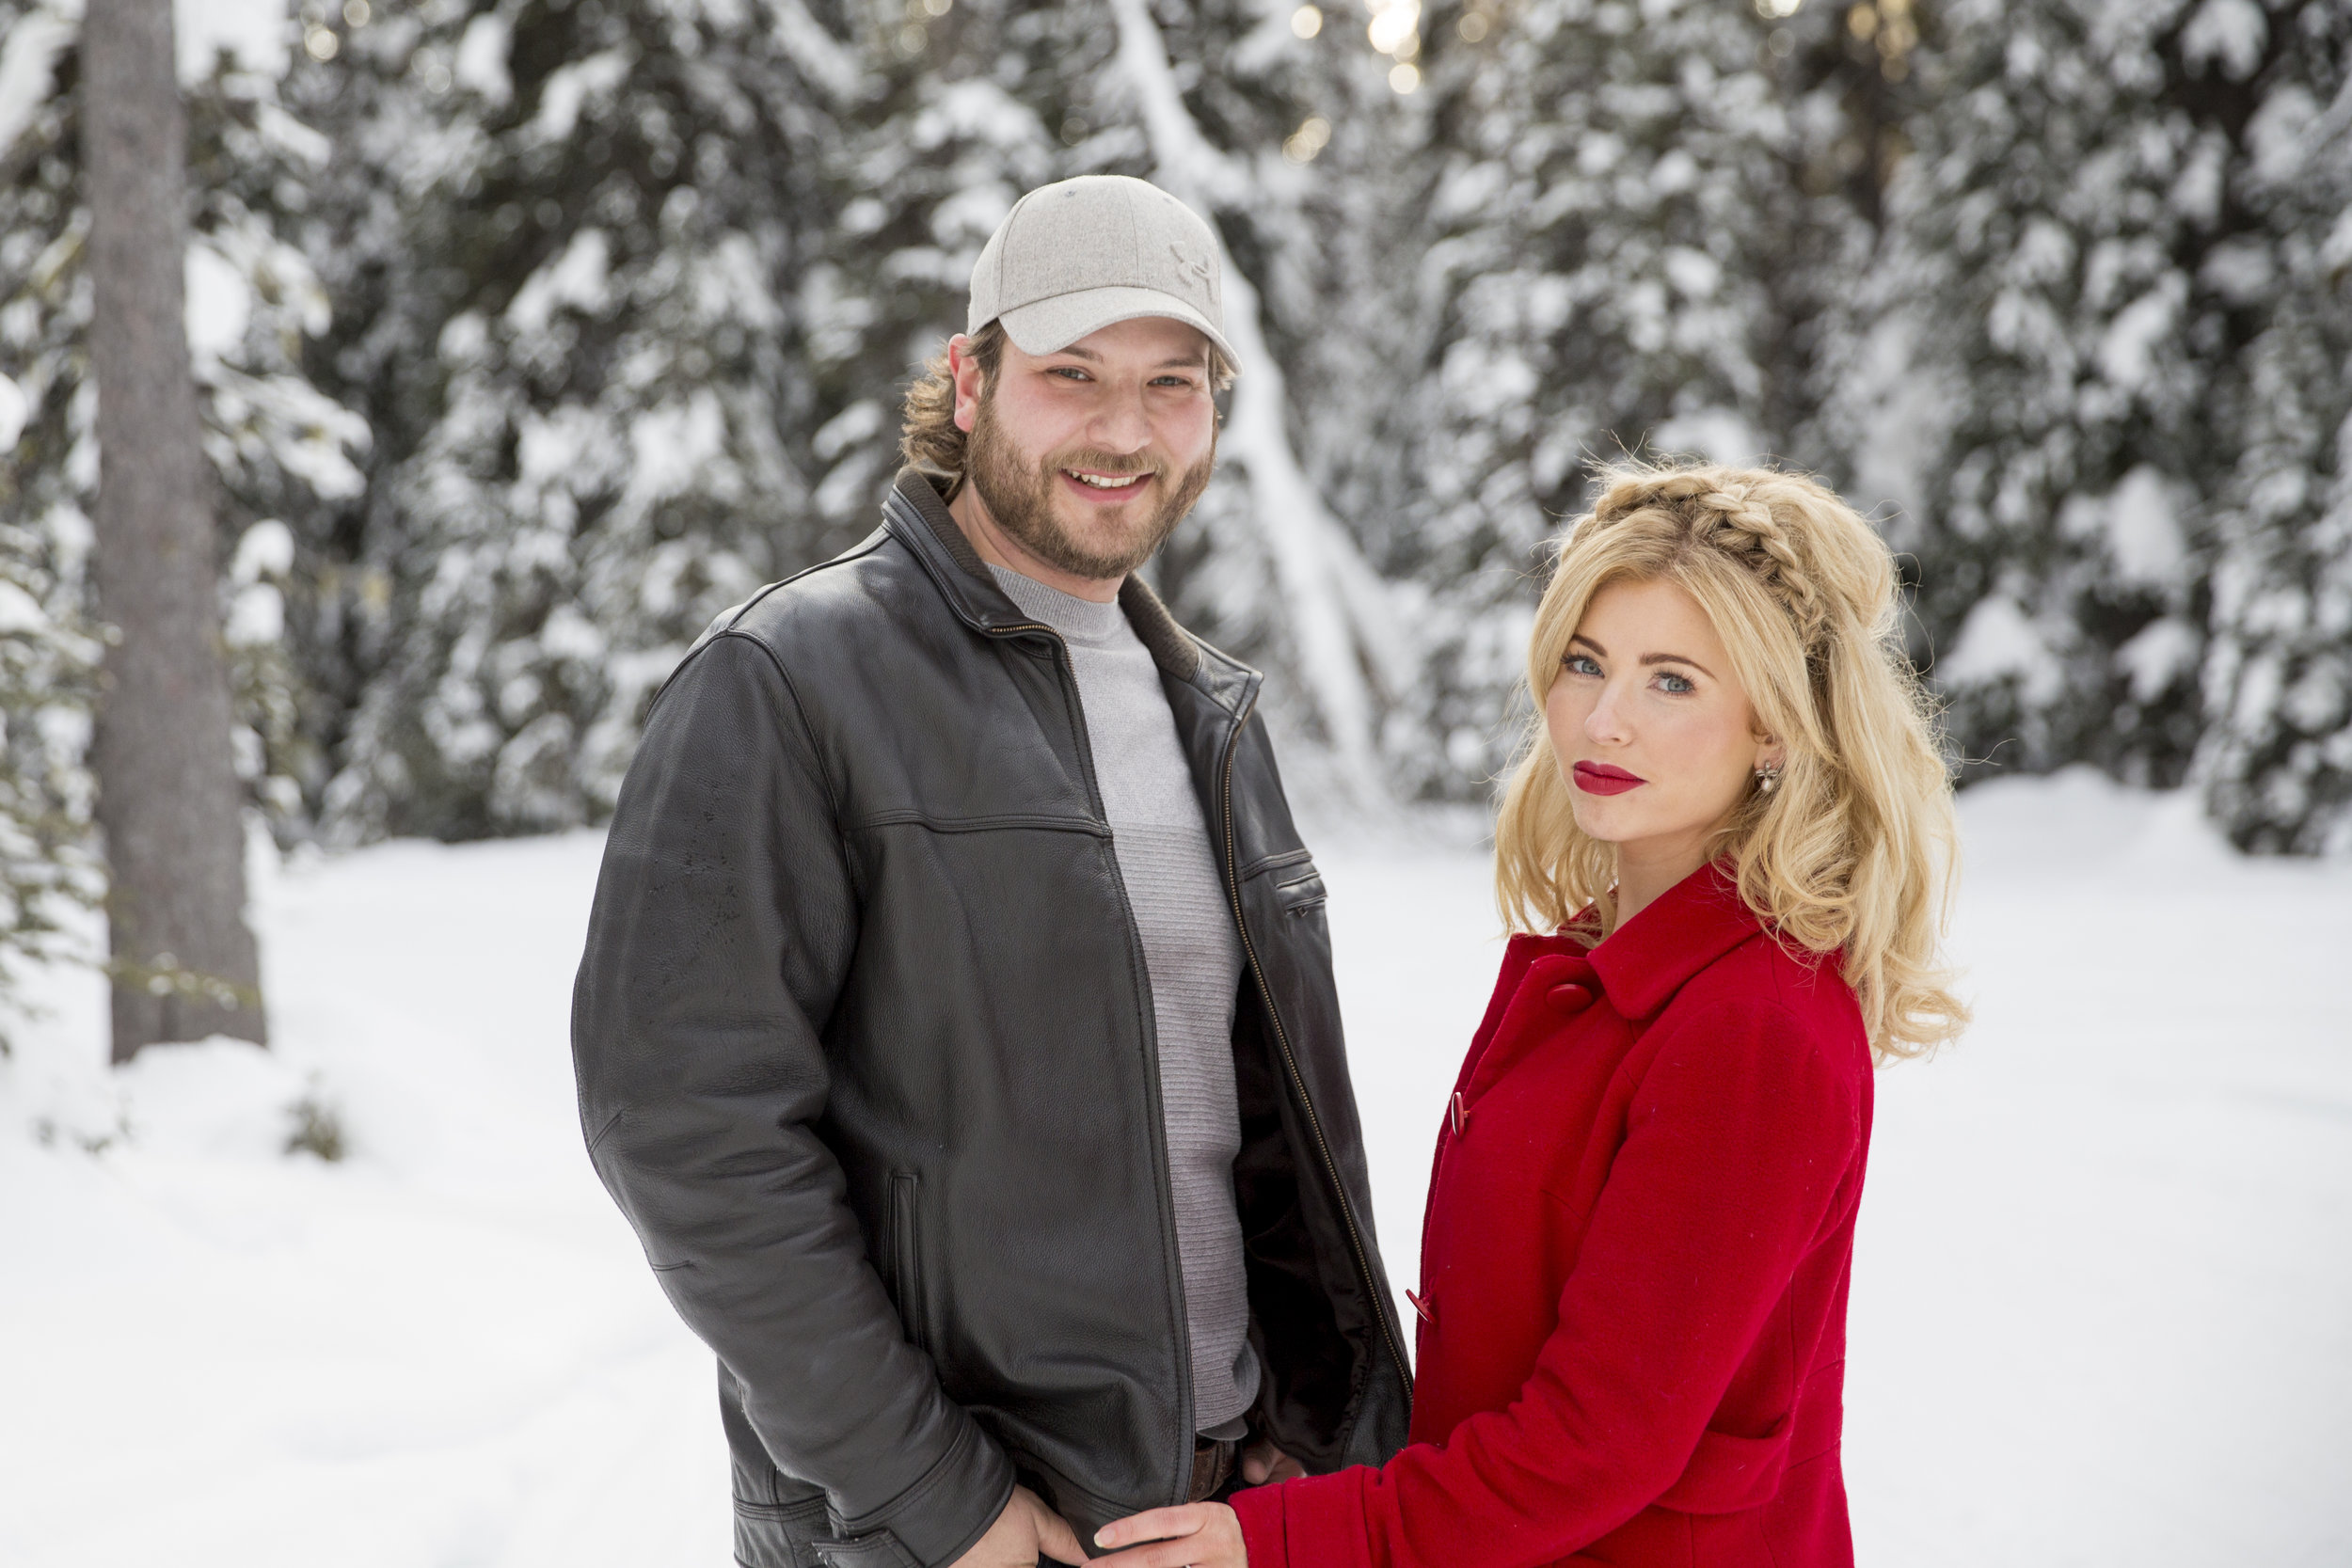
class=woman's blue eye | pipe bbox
[1657,671,1694,694]
[1564,654,1601,676]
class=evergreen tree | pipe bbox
[2196,1,2352,852]
[294,0,860,838]
[297,0,1425,828]
[1375,0,1857,797]
[0,1,103,1037]
[1846,0,2315,787]
[1088,0,1410,781]
[0,0,358,1037]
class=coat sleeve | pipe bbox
[1231,999,1862,1568]
[571,630,1014,1568]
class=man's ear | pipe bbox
[948,334,983,434]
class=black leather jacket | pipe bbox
[573,471,1411,1568]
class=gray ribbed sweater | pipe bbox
[990,564,1260,1436]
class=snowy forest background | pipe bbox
[5,0,2352,994]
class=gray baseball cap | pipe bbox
[967,175,1235,362]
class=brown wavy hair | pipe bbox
[898,321,1236,476]
[1493,459,1969,1061]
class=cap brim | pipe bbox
[994,285,1236,365]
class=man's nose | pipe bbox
[1086,387,1154,452]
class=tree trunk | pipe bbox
[82,0,268,1058]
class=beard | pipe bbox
[964,393,1216,581]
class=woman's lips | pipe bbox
[1572,761,1646,797]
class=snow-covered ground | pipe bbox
[2,769,2346,1565]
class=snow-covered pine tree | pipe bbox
[1375,0,1850,798]
[0,1,103,1028]
[305,0,1432,828]
[2196,1,2352,852]
[1072,0,1412,787]
[789,0,1062,546]
[294,0,863,839]
[1847,0,2313,788]
[0,0,360,1021]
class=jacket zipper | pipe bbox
[990,619,1201,1504]
[1216,691,1413,1396]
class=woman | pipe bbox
[1092,461,1968,1568]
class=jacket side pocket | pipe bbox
[890,1169,929,1357]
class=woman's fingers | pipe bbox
[1090,1502,1246,1567]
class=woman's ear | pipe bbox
[1756,736,1786,773]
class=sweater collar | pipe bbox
[1583,861,1769,1021]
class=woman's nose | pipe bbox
[1583,685,1631,745]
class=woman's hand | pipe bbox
[1089,1501,1247,1567]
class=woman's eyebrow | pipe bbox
[1640,652,1715,678]
[1569,634,1608,657]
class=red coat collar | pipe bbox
[1581,862,1769,1021]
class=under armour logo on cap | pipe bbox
[966,175,1235,361]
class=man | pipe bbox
[573,175,1409,1568]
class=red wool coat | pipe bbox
[1232,863,1873,1568]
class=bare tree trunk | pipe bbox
[82,0,267,1058]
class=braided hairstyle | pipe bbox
[1493,459,1968,1060]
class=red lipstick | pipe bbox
[1573,761,1646,797]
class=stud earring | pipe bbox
[1755,762,1782,793]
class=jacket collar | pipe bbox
[1585,861,1770,1021]
[883,467,1258,713]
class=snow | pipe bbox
[453,12,514,106]
[3,772,2348,1564]
[185,242,254,361]
[176,0,293,83]
[2099,465,2188,585]
[0,6,73,159]
[1941,593,2065,705]
[2182,0,2267,82]
[0,371,28,455]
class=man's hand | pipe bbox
[950,1485,1090,1567]
[1088,1502,1247,1568]
[1236,1438,1305,1486]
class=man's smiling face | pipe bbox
[954,314,1219,583]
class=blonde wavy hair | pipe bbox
[1494,460,1968,1060]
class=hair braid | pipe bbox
[1581,467,1832,648]
[1695,483,1829,645]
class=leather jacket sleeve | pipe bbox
[572,629,1015,1568]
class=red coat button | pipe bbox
[1406,1289,1435,1325]
[1549,982,1594,1015]
[1449,1090,1468,1135]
